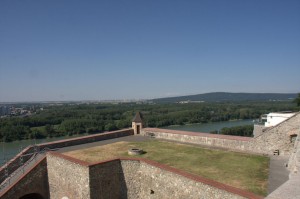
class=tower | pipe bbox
[132,112,143,135]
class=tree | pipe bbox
[294,93,300,107]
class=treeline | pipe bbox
[211,125,254,137]
[0,101,298,142]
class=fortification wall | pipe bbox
[251,113,300,155]
[89,160,127,199]
[0,158,49,199]
[141,128,254,153]
[137,159,260,199]
[0,128,133,185]
[45,153,262,199]
[47,153,90,199]
[0,146,35,185]
[38,128,133,150]
[266,135,300,199]
[120,160,141,198]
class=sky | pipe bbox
[0,0,299,102]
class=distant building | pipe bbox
[253,112,296,137]
[264,112,295,127]
[0,106,11,116]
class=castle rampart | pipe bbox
[141,128,254,153]
[0,128,133,186]
[251,112,300,155]
[0,157,49,199]
[1,112,300,198]
[47,152,262,199]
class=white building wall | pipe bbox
[265,113,295,127]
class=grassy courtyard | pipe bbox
[64,140,269,196]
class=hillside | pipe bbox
[152,92,297,103]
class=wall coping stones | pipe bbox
[47,151,90,167]
[143,128,253,141]
[37,128,133,147]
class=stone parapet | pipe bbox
[0,128,134,186]
[0,157,49,199]
[251,112,300,155]
[141,128,254,153]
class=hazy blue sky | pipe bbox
[0,0,299,102]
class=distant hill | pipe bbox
[151,92,297,103]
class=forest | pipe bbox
[211,125,254,137]
[0,100,299,142]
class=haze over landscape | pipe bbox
[0,0,299,102]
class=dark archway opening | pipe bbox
[137,125,140,134]
[19,193,44,199]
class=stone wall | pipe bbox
[1,151,263,199]
[142,112,300,156]
[137,160,260,199]
[0,128,134,185]
[266,134,300,199]
[251,112,300,155]
[38,128,133,150]
[45,153,262,199]
[89,160,126,199]
[0,146,35,185]
[47,153,90,199]
[141,128,254,153]
[120,160,141,198]
[288,133,300,175]
[253,124,268,138]
[0,158,49,199]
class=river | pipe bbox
[0,119,253,166]
[0,134,86,166]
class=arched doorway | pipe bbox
[19,193,44,199]
[136,124,140,134]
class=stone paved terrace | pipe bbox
[266,173,300,199]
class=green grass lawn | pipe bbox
[65,140,269,196]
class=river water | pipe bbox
[0,134,86,166]
[0,119,253,166]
